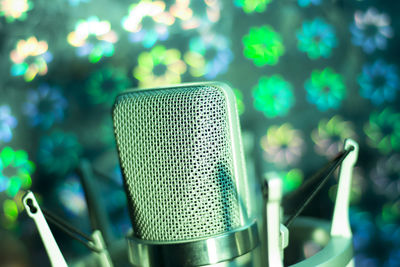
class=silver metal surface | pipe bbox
[112,82,248,242]
[127,221,259,267]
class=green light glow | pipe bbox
[3,199,18,222]
[282,169,303,194]
[364,108,400,154]
[235,0,272,13]
[305,68,346,111]
[253,75,294,118]
[242,25,284,66]
[0,147,35,198]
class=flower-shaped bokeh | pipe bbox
[350,8,393,54]
[23,84,67,129]
[133,45,186,87]
[169,0,221,30]
[0,147,35,228]
[298,0,321,7]
[86,67,131,106]
[67,16,118,63]
[260,123,305,167]
[0,0,31,22]
[0,147,34,197]
[234,0,271,13]
[37,131,82,176]
[358,60,399,105]
[184,34,233,79]
[253,75,294,118]
[364,108,400,154]
[305,68,346,111]
[10,36,51,82]
[312,115,356,157]
[0,105,17,143]
[297,18,337,59]
[121,1,174,48]
[370,154,400,200]
[243,25,284,66]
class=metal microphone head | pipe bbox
[112,82,260,266]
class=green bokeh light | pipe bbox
[243,25,284,66]
[364,108,400,154]
[235,0,272,13]
[305,68,346,111]
[253,75,294,118]
[0,147,35,198]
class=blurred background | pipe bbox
[0,0,399,266]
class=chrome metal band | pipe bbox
[127,221,259,267]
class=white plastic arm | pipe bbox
[265,175,288,267]
[23,191,68,267]
[331,139,359,238]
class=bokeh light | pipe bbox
[296,18,337,60]
[298,0,321,7]
[305,67,346,111]
[271,168,304,194]
[57,174,87,217]
[184,34,233,79]
[67,16,118,63]
[86,67,131,106]
[0,147,34,228]
[0,105,17,143]
[169,0,221,30]
[311,115,356,157]
[370,154,400,199]
[358,59,399,105]
[67,0,90,6]
[0,147,34,198]
[234,0,272,13]
[350,7,393,54]
[10,37,51,82]
[242,25,284,66]
[350,208,376,252]
[252,75,294,118]
[0,0,31,22]
[364,108,400,154]
[22,84,67,129]
[260,123,305,167]
[37,130,82,176]
[121,1,174,48]
[133,45,186,88]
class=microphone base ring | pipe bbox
[127,221,259,267]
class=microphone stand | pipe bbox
[22,191,113,267]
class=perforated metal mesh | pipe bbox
[112,85,241,241]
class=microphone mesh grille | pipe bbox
[113,85,241,241]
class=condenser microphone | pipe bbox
[112,82,261,266]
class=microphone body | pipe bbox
[112,82,261,266]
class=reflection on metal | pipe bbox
[127,221,259,266]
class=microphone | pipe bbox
[112,82,262,266]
